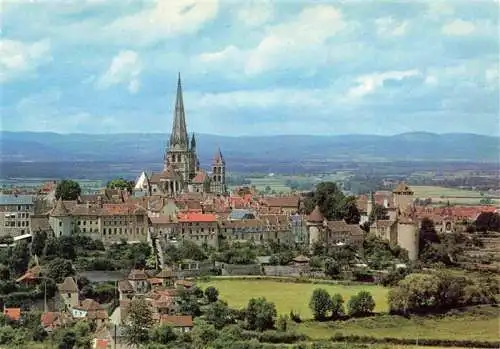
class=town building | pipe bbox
[0,194,35,236]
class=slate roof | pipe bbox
[128,269,148,280]
[50,198,70,217]
[58,277,78,293]
[0,194,34,205]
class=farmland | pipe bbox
[412,185,500,205]
[197,279,389,318]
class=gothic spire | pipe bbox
[190,133,196,150]
[213,146,225,164]
[169,73,189,148]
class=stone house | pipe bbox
[58,276,79,310]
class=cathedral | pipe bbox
[137,74,227,196]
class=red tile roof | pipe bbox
[4,308,21,321]
[94,339,110,349]
[307,205,324,223]
[160,315,193,327]
[178,212,217,223]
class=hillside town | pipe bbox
[0,76,498,349]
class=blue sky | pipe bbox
[1,0,499,136]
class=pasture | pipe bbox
[197,279,388,318]
[295,306,500,341]
[412,185,499,205]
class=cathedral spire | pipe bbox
[169,73,189,148]
[191,133,196,150]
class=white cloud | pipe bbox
[235,0,274,27]
[197,5,350,76]
[427,1,454,20]
[375,17,408,37]
[0,39,51,83]
[103,0,219,46]
[188,88,327,110]
[442,19,476,35]
[97,50,142,94]
[245,5,347,75]
[424,75,438,86]
[347,70,421,98]
[485,65,499,86]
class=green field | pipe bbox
[198,279,388,318]
[295,306,500,341]
[412,185,500,205]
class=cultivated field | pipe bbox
[412,185,500,205]
[198,279,388,318]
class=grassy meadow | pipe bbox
[295,306,500,341]
[197,279,388,318]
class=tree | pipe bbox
[475,212,500,232]
[419,218,440,252]
[244,297,277,331]
[347,291,375,317]
[47,258,74,283]
[324,259,341,279]
[123,298,154,346]
[330,293,345,319]
[55,180,81,200]
[107,178,134,193]
[387,273,441,314]
[58,236,76,260]
[204,300,234,329]
[149,324,177,344]
[8,241,30,277]
[204,286,219,303]
[32,230,48,257]
[276,314,288,332]
[303,182,360,223]
[178,292,201,317]
[309,288,332,321]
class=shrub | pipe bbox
[347,291,375,317]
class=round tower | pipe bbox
[306,205,324,246]
[49,198,72,237]
[397,218,419,261]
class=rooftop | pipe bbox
[0,194,34,205]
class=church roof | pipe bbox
[192,170,209,184]
[134,171,149,190]
[50,198,70,217]
[307,205,324,223]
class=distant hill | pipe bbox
[1,131,498,164]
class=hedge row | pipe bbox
[330,333,500,348]
[201,275,368,286]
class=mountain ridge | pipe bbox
[1,131,498,163]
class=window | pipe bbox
[59,222,62,227]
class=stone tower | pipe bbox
[306,205,324,247]
[210,147,226,194]
[393,182,414,214]
[164,73,197,186]
[49,198,72,237]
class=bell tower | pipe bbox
[210,147,226,194]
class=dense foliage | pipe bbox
[55,179,81,200]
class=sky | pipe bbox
[0,0,499,136]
